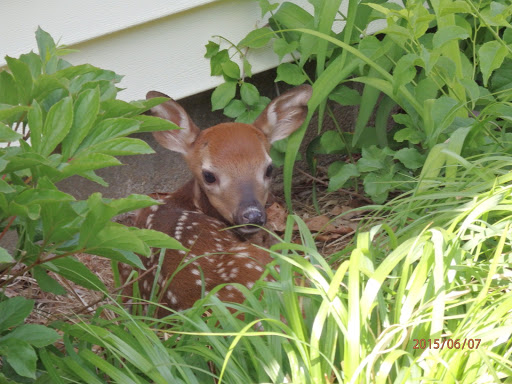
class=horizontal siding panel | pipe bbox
[0,0,217,65]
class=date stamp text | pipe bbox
[413,338,481,350]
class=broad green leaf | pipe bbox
[78,118,140,151]
[136,114,180,132]
[5,56,33,104]
[275,63,307,85]
[243,58,253,77]
[273,38,299,60]
[0,247,14,263]
[62,88,100,159]
[239,27,274,48]
[328,85,361,106]
[221,60,240,79]
[131,228,187,250]
[0,105,30,121]
[59,153,122,179]
[45,256,106,291]
[393,148,425,170]
[0,71,19,104]
[204,40,220,58]
[41,96,73,156]
[85,137,154,156]
[432,26,469,48]
[2,324,60,347]
[478,41,509,86]
[107,194,160,215]
[363,172,393,203]
[79,193,118,248]
[14,188,74,206]
[36,27,57,64]
[0,297,34,332]
[86,223,149,256]
[19,52,42,79]
[394,127,424,144]
[0,123,22,143]
[318,130,345,154]
[210,49,230,76]
[327,162,360,191]
[0,179,14,193]
[211,81,237,111]
[33,266,67,295]
[393,53,420,93]
[240,82,260,106]
[258,0,279,16]
[1,339,37,379]
[224,100,247,118]
[28,100,43,152]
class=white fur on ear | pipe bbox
[147,91,200,154]
[253,85,312,143]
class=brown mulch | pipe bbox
[5,166,371,326]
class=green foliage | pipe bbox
[43,166,512,382]
[205,0,512,207]
[0,28,183,382]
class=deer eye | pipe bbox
[265,164,273,178]
[202,170,216,184]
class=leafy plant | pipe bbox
[0,28,184,382]
[205,0,512,206]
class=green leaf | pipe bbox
[393,148,425,170]
[239,27,274,48]
[41,96,74,156]
[79,193,118,248]
[393,53,419,93]
[273,38,299,60]
[19,52,42,79]
[224,100,247,118]
[0,123,22,143]
[327,162,360,191]
[78,118,140,151]
[0,247,14,263]
[14,188,74,206]
[28,100,43,152]
[243,58,253,77]
[275,63,307,85]
[258,0,279,16]
[328,85,361,106]
[33,266,67,295]
[318,130,345,154]
[363,172,393,203]
[0,105,30,121]
[240,83,260,106]
[86,223,149,256]
[107,194,160,215]
[131,228,187,250]
[478,41,509,86]
[0,179,14,193]
[432,26,469,48]
[221,61,241,79]
[211,81,237,111]
[62,88,101,159]
[2,324,60,348]
[60,153,122,179]
[0,339,37,379]
[45,256,106,291]
[36,27,57,65]
[210,50,230,76]
[5,56,33,104]
[204,41,220,58]
[394,127,424,144]
[85,137,154,156]
[0,297,34,332]
[0,71,19,105]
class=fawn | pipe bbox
[119,85,312,315]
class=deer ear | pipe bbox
[253,85,312,143]
[146,91,201,155]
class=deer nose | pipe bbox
[242,208,265,225]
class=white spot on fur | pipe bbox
[247,282,254,289]
[191,269,200,276]
[150,205,159,212]
[195,279,203,286]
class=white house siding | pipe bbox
[1,0,314,101]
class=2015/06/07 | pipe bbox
[413,339,481,350]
